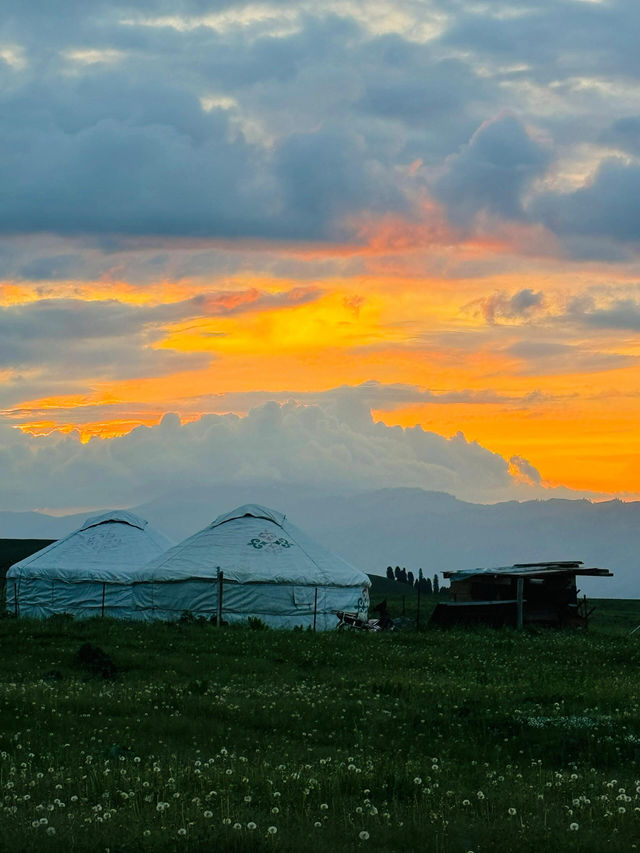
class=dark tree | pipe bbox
[386,566,394,581]
[418,568,424,583]
[433,574,440,595]
[400,567,408,584]
[407,570,414,587]
[425,577,433,595]
[394,566,401,582]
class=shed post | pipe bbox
[416,581,421,630]
[516,577,524,630]
[313,586,318,632]
[101,583,106,618]
[217,569,224,627]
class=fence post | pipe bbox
[217,569,224,627]
[516,577,524,630]
[313,587,318,632]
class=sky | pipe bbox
[1,0,639,512]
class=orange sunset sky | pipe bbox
[1,0,639,508]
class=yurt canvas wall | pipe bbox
[6,511,172,619]
[139,504,371,629]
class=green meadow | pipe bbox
[1,582,640,852]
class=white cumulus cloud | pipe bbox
[0,397,590,513]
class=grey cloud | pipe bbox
[509,455,542,486]
[355,36,488,158]
[565,296,640,331]
[1,381,557,431]
[506,339,637,375]
[479,288,545,324]
[441,0,640,82]
[0,231,358,286]
[302,381,542,413]
[434,114,551,227]
[273,125,406,239]
[0,11,413,242]
[600,117,640,157]
[0,296,211,378]
[0,0,638,262]
[508,341,572,360]
[533,159,640,243]
[0,285,318,377]
[0,5,499,246]
[17,254,86,281]
[0,112,278,238]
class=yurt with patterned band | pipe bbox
[138,504,370,629]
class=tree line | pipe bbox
[386,566,440,594]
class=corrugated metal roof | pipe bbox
[444,562,613,581]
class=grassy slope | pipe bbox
[2,605,640,852]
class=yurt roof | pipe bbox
[141,503,369,588]
[7,510,172,582]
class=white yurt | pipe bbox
[6,510,172,619]
[138,504,371,629]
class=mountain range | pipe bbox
[0,485,636,598]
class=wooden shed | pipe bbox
[429,561,612,628]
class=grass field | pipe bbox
[1,582,640,852]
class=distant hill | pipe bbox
[0,486,637,598]
[0,511,84,540]
[0,539,54,586]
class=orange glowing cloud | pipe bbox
[3,224,640,499]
